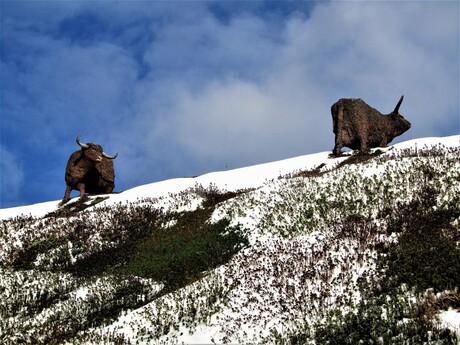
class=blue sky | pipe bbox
[1,0,459,208]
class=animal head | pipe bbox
[389,95,411,136]
[76,135,118,163]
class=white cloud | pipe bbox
[272,1,459,133]
[125,1,459,178]
[112,1,458,190]
[1,1,458,206]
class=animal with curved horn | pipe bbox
[62,135,118,204]
[331,95,411,156]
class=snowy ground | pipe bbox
[1,135,459,344]
[1,135,458,221]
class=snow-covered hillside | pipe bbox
[1,135,458,221]
[1,135,459,344]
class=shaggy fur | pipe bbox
[62,138,117,204]
[331,96,411,156]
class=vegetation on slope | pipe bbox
[0,187,248,344]
[212,144,460,343]
[307,185,460,344]
[119,203,248,290]
[0,144,459,344]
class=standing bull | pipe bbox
[331,95,411,156]
[62,136,118,204]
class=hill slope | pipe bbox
[0,135,459,344]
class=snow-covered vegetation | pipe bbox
[1,136,459,344]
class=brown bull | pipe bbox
[331,95,411,156]
[62,136,118,204]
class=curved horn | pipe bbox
[102,152,118,159]
[76,135,89,149]
[393,95,404,114]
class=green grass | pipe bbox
[120,207,248,290]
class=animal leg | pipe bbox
[358,132,369,153]
[333,125,343,155]
[77,183,86,199]
[359,141,369,153]
[62,185,72,204]
[332,104,344,156]
[333,138,342,156]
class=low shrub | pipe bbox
[382,187,460,293]
[313,293,459,345]
[120,207,248,290]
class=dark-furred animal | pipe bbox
[331,95,411,156]
[62,136,118,204]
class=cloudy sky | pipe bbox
[1,1,459,208]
